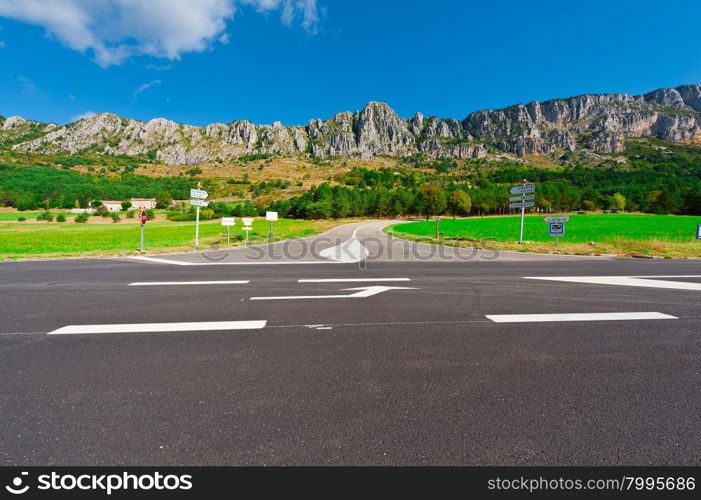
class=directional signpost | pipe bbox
[139,210,147,252]
[266,211,278,240]
[190,185,208,248]
[509,181,535,244]
[242,217,253,243]
[221,217,236,246]
[543,216,570,223]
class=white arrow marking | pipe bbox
[525,275,701,291]
[249,285,417,301]
[298,278,410,283]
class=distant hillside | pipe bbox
[1,84,700,165]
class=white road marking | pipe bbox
[486,312,677,323]
[128,280,250,286]
[525,275,701,291]
[298,278,410,283]
[48,320,267,335]
[128,256,337,266]
[318,237,368,263]
[250,285,417,301]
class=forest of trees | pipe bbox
[1,139,700,218]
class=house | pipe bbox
[100,201,123,212]
[130,198,157,209]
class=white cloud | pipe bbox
[0,0,320,67]
[71,110,96,121]
[0,40,5,48]
[132,79,162,99]
[17,75,36,95]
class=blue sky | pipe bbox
[1,0,700,126]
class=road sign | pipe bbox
[139,210,146,252]
[510,184,535,195]
[509,194,535,202]
[221,217,236,226]
[266,211,278,221]
[697,224,701,240]
[549,222,565,236]
[190,199,208,207]
[544,216,570,223]
[242,217,253,227]
[190,188,208,199]
[509,202,535,209]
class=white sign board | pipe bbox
[509,202,534,209]
[242,217,254,227]
[190,199,209,207]
[510,185,536,195]
[509,194,535,202]
[190,188,208,199]
[266,211,278,222]
[221,217,236,226]
[543,216,570,223]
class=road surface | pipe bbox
[1,222,699,465]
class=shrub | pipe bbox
[145,209,156,220]
[95,205,110,217]
[111,213,120,223]
[75,213,89,223]
[126,210,135,218]
[56,214,66,222]
[37,211,54,222]
[17,216,26,222]
[121,200,132,211]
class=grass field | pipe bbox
[388,213,701,258]
[0,218,340,260]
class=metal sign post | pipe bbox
[548,222,565,245]
[697,224,701,240]
[509,181,535,244]
[140,210,146,252]
[266,211,278,240]
[242,217,253,244]
[190,185,208,248]
[221,217,236,246]
[435,216,441,239]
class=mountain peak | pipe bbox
[3,85,700,164]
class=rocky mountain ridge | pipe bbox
[2,84,700,165]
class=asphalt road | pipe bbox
[1,223,700,465]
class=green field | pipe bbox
[388,213,701,258]
[0,218,337,259]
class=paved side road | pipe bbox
[0,228,699,465]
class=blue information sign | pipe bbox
[548,222,565,237]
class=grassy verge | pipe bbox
[386,213,701,258]
[0,218,343,260]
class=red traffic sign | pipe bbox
[140,210,147,225]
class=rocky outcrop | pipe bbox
[6,84,701,164]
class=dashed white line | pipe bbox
[485,312,677,323]
[48,320,267,335]
[128,280,250,286]
[298,278,410,283]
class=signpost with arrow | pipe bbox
[509,181,535,244]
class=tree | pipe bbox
[610,192,626,212]
[121,200,132,211]
[155,191,173,209]
[447,190,472,218]
[419,184,447,219]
